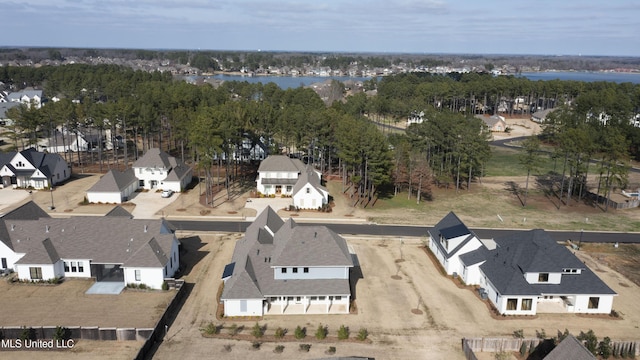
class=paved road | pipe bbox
[169,219,640,243]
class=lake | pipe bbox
[195,71,640,89]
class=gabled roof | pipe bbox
[428,211,478,259]
[0,148,65,180]
[132,148,177,169]
[292,167,328,197]
[1,201,51,220]
[0,102,20,118]
[87,169,137,193]
[258,155,306,173]
[545,334,596,360]
[221,207,353,301]
[105,206,133,218]
[480,229,616,296]
[1,203,177,269]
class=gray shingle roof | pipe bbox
[105,206,133,218]
[221,207,353,300]
[2,205,177,268]
[428,211,478,259]
[257,155,306,173]
[480,229,616,296]
[545,334,596,360]
[132,148,176,169]
[292,167,327,196]
[87,169,137,193]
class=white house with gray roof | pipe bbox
[0,201,179,290]
[132,148,192,192]
[428,212,617,315]
[0,148,70,189]
[256,155,329,208]
[221,206,354,316]
[86,168,138,204]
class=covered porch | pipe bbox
[264,295,350,315]
[536,295,574,313]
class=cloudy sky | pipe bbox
[2,0,639,56]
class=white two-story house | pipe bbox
[428,213,617,316]
[132,148,192,192]
[220,206,354,316]
[0,148,71,189]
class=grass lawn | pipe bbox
[483,145,559,177]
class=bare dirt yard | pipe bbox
[0,278,175,359]
[150,234,640,360]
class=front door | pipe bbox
[1,258,7,269]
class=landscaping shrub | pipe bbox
[274,345,284,353]
[326,346,336,354]
[202,322,219,335]
[294,326,306,339]
[315,324,327,340]
[357,328,369,341]
[251,341,261,350]
[299,344,311,352]
[337,325,349,340]
[252,322,264,338]
[274,327,286,339]
[228,324,239,336]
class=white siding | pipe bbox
[61,259,91,278]
[16,262,61,281]
[0,241,24,270]
[87,192,123,204]
[224,299,263,316]
[124,267,164,289]
[573,294,614,314]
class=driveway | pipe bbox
[0,187,33,214]
[244,197,292,220]
[128,190,180,219]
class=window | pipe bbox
[135,270,141,281]
[538,273,549,282]
[286,186,292,192]
[1,258,7,269]
[29,267,42,280]
[240,300,247,312]
[306,187,310,194]
[296,296,301,302]
[292,267,298,273]
[521,298,532,311]
[588,297,600,309]
[303,267,309,273]
[281,268,287,274]
[71,262,77,272]
[506,298,517,311]
[64,262,70,272]
[335,296,342,300]
[78,261,84,272]
[139,180,145,187]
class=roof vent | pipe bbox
[314,232,317,238]
[144,225,148,233]
[11,224,15,231]
[46,225,49,233]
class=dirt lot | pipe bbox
[150,234,640,360]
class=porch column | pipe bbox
[326,296,331,313]
[303,296,307,314]
[280,296,284,314]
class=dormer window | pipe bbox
[538,273,549,282]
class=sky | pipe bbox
[2,0,640,57]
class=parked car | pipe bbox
[161,189,174,198]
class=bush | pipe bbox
[598,337,612,359]
[337,325,349,340]
[357,328,369,341]
[299,344,311,352]
[294,326,306,339]
[274,345,284,353]
[19,327,35,341]
[315,324,327,340]
[202,322,219,335]
[274,327,286,339]
[513,329,524,338]
[536,329,546,339]
[578,329,598,355]
[251,341,261,350]
[252,322,264,338]
[53,326,69,341]
[326,346,336,354]
[161,281,169,290]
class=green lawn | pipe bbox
[484,145,559,177]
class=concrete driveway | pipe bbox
[128,190,180,219]
[0,187,33,214]
[244,197,292,220]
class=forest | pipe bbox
[1,64,640,207]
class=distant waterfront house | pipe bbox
[0,148,71,189]
[132,148,192,192]
[0,202,179,289]
[220,207,354,316]
[428,212,617,315]
[476,114,507,132]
